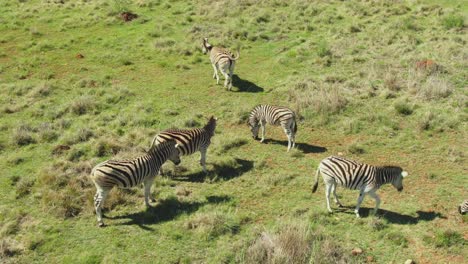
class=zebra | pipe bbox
[312,156,408,218]
[151,116,217,173]
[202,38,239,91]
[248,105,297,151]
[459,200,468,215]
[90,140,180,227]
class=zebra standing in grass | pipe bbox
[90,140,180,227]
[312,156,408,218]
[202,38,239,91]
[459,200,468,215]
[151,116,217,173]
[248,105,297,151]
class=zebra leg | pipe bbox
[260,121,266,143]
[212,64,219,84]
[284,127,292,152]
[325,183,333,213]
[200,148,207,173]
[331,184,343,207]
[354,190,366,218]
[143,176,156,206]
[229,63,235,90]
[220,70,229,89]
[368,191,381,215]
[94,189,109,227]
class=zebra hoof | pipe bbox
[150,198,156,203]
[98,222,106,227]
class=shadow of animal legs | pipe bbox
[342,207,445,224]
[174,158,254,182]
[231,74,264,93]
[262,139,327,154]
[108,194,233,229]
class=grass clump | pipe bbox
[394,101,413,116]
[15,177,35,199]
[442,15,464,29]
[217,137,248,154]
[12,125,36,146]
[185,211,240,239]
[316,39,331,57]
[431,230,465,248]
[288,80,348,116]
[347,143,365,154]
[70,96,96,115]
[244,221,355,264]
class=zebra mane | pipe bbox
[148,139,176,154]
[203,38,213,50]
[203,116,217,136]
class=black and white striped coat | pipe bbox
[459,200,468,215]
[312,156,408,217]
[202,38,239,91]
[90,140,180,227]
[151,116,217,173]
[248,105,297,151]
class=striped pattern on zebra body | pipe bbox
[202,38,239,91]
[90,140,180,227]
[459,200,468,215]
[248,104,297,151]
[151,116,217,173]
[312,156,408,218]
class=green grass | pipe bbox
[0,0,467,263]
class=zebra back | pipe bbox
[152,116,217,156]
[318,156,406,190]
[91,140,177,189]
[249,105,296,127]
[203,38,239,65]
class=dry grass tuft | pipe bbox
[244,221,356,264]
[185,211,240,239]
[12,125,36,146]
[288,80,348,116]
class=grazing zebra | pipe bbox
[90,140,180,227]
[248,105,297,151]
[151,116,217,173]
[459,200,468,215]
[202,38,239,91]
[312,156,408,218]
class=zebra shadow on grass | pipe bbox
[173,158,254,183]
[231,74,264,93]
[262,139,327,154]
[106,195,232,230]
[338,207,445,224]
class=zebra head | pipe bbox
[202,38,212,54]
[390,168,408,192]
[168,142,181,165]
[204,116,217,136]
[248,119,260,140]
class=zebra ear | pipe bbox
[401,171,408,177]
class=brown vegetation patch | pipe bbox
[120,12,138,22]
[75,53,84,59]
[52,144,71,155]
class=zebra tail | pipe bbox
[230,51,240,60]
[312,166,320,193]
[293,117,297,134]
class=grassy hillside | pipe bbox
[0,0,466,263]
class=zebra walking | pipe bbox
[312,156,408,218]
[459,200,467,215]
[248,105,297,151]
[151,116,217,173]
[90,140,180,227]
[202,38,239,91]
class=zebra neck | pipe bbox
[144,150,167,169]
[375,167,394,187]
